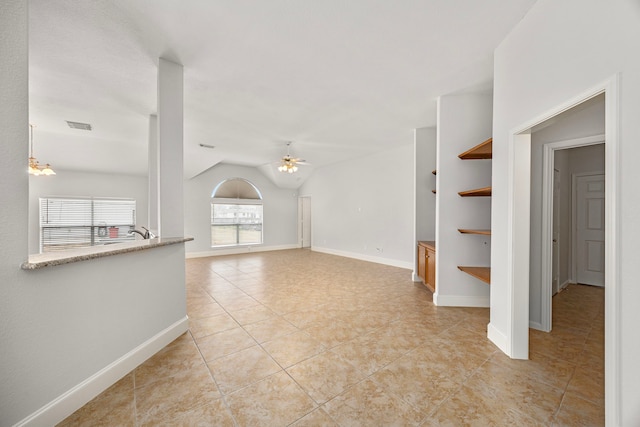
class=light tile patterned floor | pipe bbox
[58,249,604,426]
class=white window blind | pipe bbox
[39,197,136,252]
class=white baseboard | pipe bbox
[560,279,571,290]
[411,272,422,282]
[186,244,299,258]
[311,246,413,270]
[15,316,189,427]
[432,293,490,307]
[529,321,544,331]
[487,323,510,356]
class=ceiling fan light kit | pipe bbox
[277,141,307,174]
[28,124,56,176]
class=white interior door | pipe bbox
[298,197,311,248]
[552,168,560,295]
[575,174,605,286]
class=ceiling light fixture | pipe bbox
[277,142,304,174]
[278,161,298,174]
[28,124,56,176]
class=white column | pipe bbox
[0,0,29,262]
[147,114,159,234]
[157,58,184,238]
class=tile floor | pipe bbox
[58,249,604,426]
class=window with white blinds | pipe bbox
[39,197,136,252]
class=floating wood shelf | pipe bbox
[458,266,491,284]
[458,186,491,197]
[458,137,492,160]
[458,229,491,236]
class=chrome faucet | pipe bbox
[129,226,156,239]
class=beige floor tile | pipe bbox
[187,300,226,319]
[62,253,604,426]
[189,312,239,339]
[227,304,276,325]
[135,363,221,426]
[262,330,326,368]
[426,385,546,427]
[323,379,425,427]
[226,371,316,426]
[553,392,604,426]
[134,332,204,389]
[488,350,576,391]
[57,373,134,427]
[302,320,363,348]
[283,308,333,329]
[464,361,564,424]
[207,345,281,394]
[287,351,367,404]
[289,407,338,426]
[242,316,299,343]
[330,325,420,375]
[371,351,462,415]
[405,338,488,384]
[195,327,257,362]
[151,399,235,427]
[566,365,604,405]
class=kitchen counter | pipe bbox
[21,236,194,270]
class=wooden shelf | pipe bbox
[458,266,491,284]
[432,189,436,194]
[432,170,437,175]
[458,137,492,160]
[458,186,491,197]
[458,229,491,236]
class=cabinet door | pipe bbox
[425,247,436,293]
[417,244,426,282]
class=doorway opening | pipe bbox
[507,76,619,422]
[539,137,605,332]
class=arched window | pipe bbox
[210,178,263,247]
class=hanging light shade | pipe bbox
[28,124,55,176]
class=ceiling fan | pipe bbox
[277,142,310,173]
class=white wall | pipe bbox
[184,163,299,255]
[0,3,187,424]
[491,0,640,423]
[435,93,492,306]
[28,170,149,254]
[300,143,414,269]
[415,127,437,243]
[528,98,605,327]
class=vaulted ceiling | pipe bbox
[28,0,537,188]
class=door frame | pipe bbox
[297,195,311,248]
[506,74,619,424]
[541,135,604,332]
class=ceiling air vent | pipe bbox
[199,144,215,149]
[66,121,92,131]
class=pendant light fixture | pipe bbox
[28,124,56,176]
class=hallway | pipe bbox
[59,250,604,426]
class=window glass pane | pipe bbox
[238,224,262,244]
[211,203,263,247]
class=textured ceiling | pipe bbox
[28,0,537,188]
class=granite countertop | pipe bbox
[21,236,194,270]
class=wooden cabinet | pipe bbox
[417,241,436,292]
